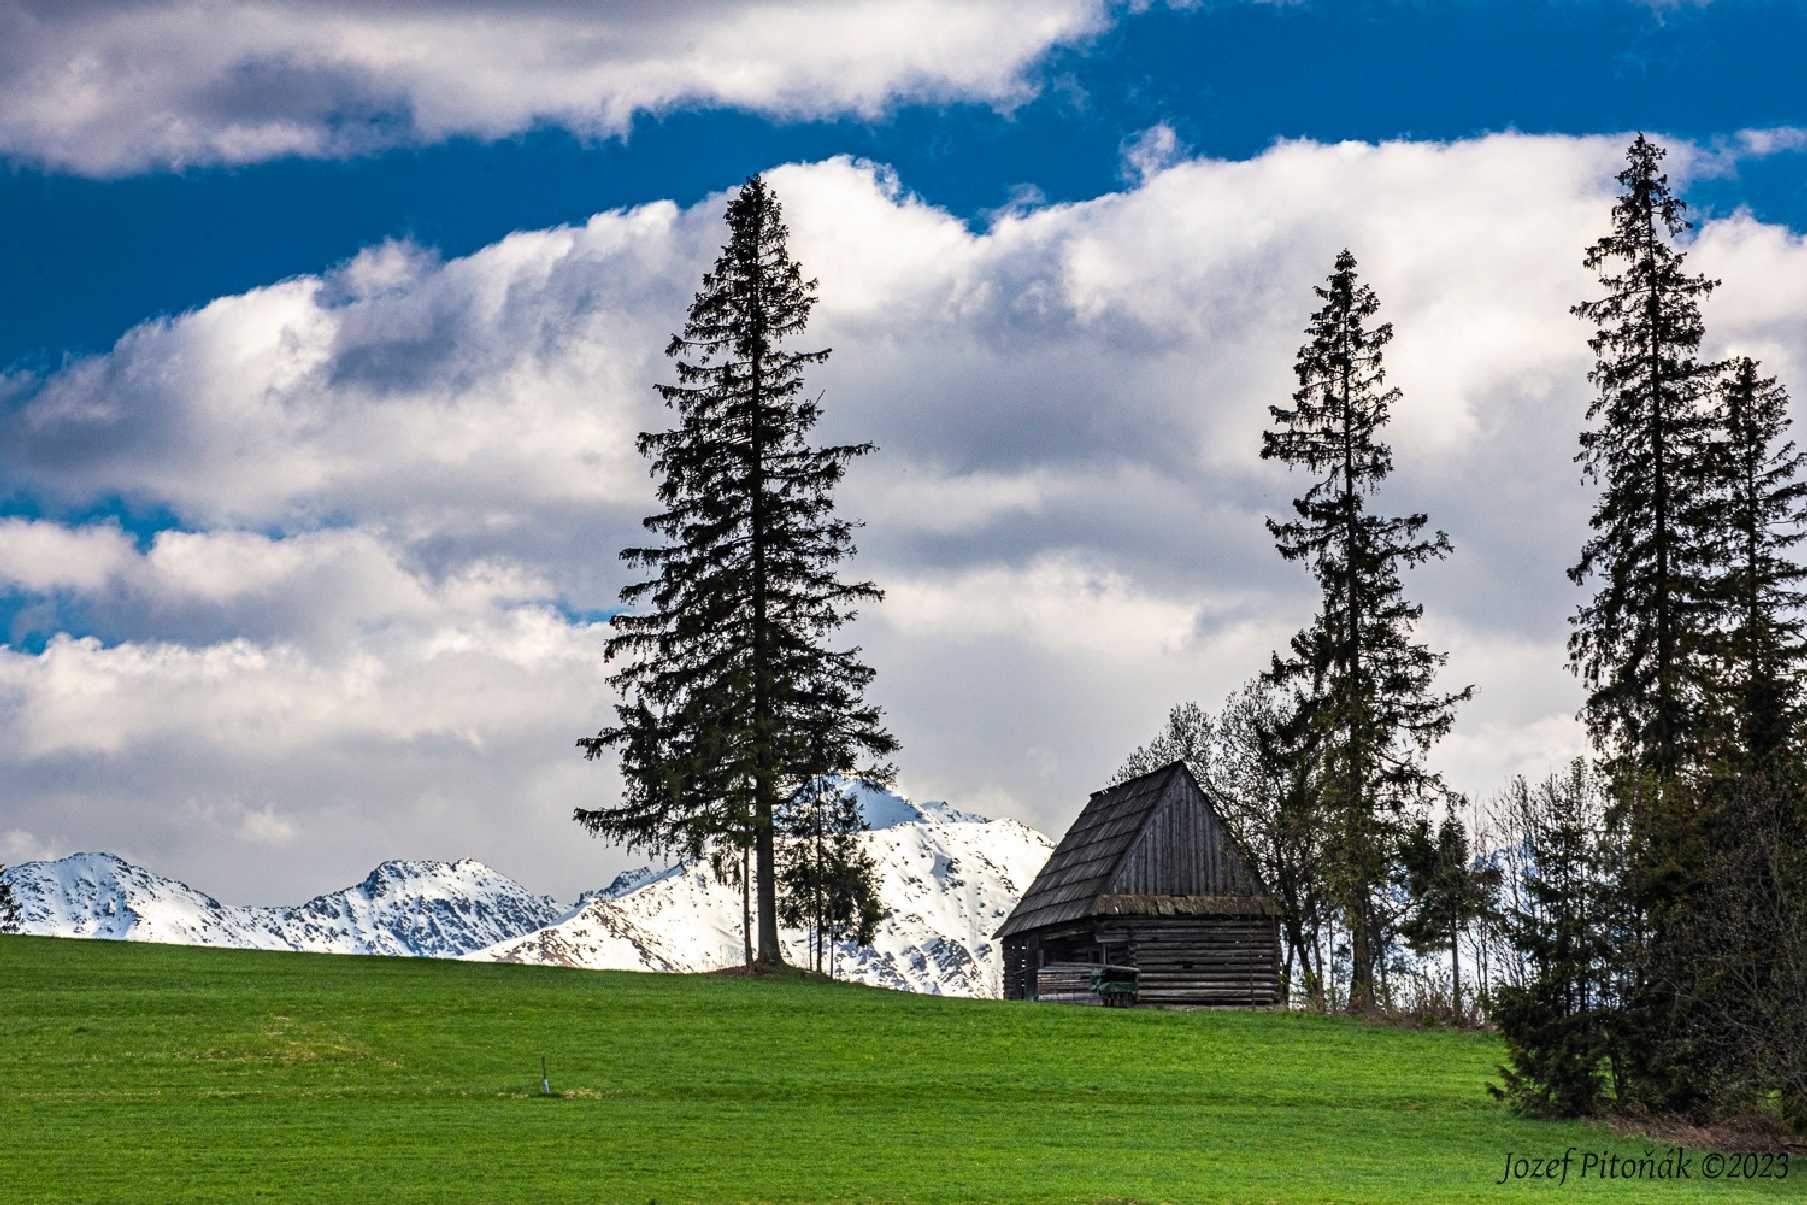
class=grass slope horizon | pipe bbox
[1,936,1798,1203]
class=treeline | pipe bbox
[1117,135,1805,1131]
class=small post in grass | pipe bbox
[541,1054,551,1097]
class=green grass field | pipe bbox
[0,935,1798,1203]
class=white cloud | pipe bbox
[1119,122,1187,183]
[1735,126,1807,157]
[0,828,62,865]
[232,804,297,846]
[884,554,1208,657]
[0,520,552,648]
[6,132,1807,900]
[0,519,136,592]
[0,606,599,762]
[0,599,615,901]
[0,1,1109,176]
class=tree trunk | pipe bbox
[1641,184,1674,782]
[1338,332,1374,1014]
[754,797,781,964]
[1326,910,1339,1010]
[814,793,826,974]
[1450,915,1462,1018]
[741,843,752,969]
[743,206,784,969]
[1283,913,1320,1008]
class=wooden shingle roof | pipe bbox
[995,762,1185,939]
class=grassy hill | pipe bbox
[0,935,1798,1203]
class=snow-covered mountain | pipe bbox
[474,783,1054,996]
[0,783,1055,997]
[1,852,564,958]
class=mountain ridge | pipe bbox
[1,849,565,958]
[476,783,1053,995]
[0,783,1053,997]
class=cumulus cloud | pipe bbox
[0,609,599,761]
[0,518,135,593]
[0,590,614,901]
[0,0,1110,175]
[5,133,1806,901]
[0,520,552,647]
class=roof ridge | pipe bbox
[1088,759,1187,797]
[994,764,1185,939]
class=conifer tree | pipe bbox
[1568,134,1721,782]
[577,175,898,968]
[1701,357,1806,769]
[0,866,20,934]
[1677,360,1807,1116]
[779,778,885,977]
[778,780,833,973]
[1261,249,1472,1011]
[823,839,886,980]
[1398,809,1501,1017]
[1568,137,1734,1112]
[1491,764,1615,1118]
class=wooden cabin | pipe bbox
[996,761,1281,1007]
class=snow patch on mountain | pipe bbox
[1,852,563,957]
[0,783,1055,998]
[475,784,1054,997]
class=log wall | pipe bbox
[1008,912,1280,1007]
[1123,915,1280,1007]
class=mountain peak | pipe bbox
[358,857,495,888]
[9,851,561,960]
[6,786,1057,1000]
[478,785,1055,997]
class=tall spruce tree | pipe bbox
[1702,356,1806,769]
[1568,137,1731,1112]
[1261,249,1472,1012]
[1677,360,1807,1119]
[1568,134,1721,782]
[577,175,897,968]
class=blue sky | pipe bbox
[6,1,1804,373]
[1,0,1803,902]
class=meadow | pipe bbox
[0,934,1798,1203]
